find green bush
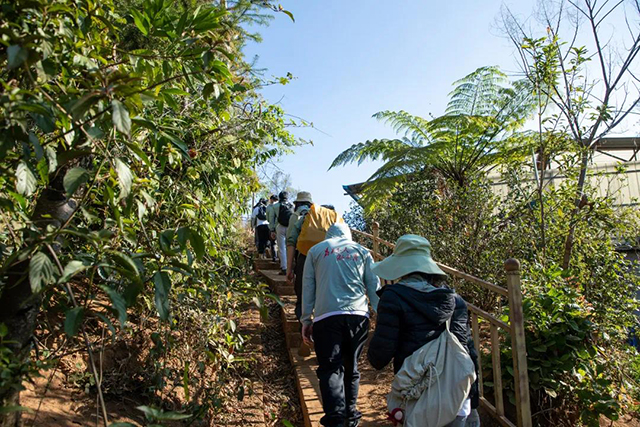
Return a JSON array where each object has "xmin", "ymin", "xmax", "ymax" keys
[
  {"xmin": 498, "ymin": 264, "xmax": 622, "ymax": 426},
  {"xmin": 0, "ymin": 0, "xmax": 298, "ymax": 422},
  {"xmin": 345, "ymin": 167, "xmax": 640, "ymax": 425}
]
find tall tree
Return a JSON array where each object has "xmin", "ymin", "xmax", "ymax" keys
[
  {"xmin": 500, "ymin": 0, "xmax": 640, "ymax": 268},
  {"xmin": 0, "ymin": 0, "xmax": 297, "ymax": 424},
  {"xmin": 330, "ymin": 67, "xmax": 534, "ymax": 208}
]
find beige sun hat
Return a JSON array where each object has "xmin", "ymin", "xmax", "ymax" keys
[
  {"xmin": 294, "ymin": 191, "xmax": 313, "ymax": 203},
  {"xmin": 371, "ymin": 234, "xmax": 447, "ymax": 281}
]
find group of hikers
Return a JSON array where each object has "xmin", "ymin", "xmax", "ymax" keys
[
  {"xmin": 252, "ymin": 191, "xmax": 481, "ymax": 427},
  {"xmin": 251, "ymin": 192, "xmax": 295, "ymax": 275}
]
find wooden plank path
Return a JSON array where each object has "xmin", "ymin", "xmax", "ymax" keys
[
  {"xmin": 254, "ymin": 259, "xmax": 392, "ymax": 427},
  {"xmin": 255, "ymin": 259, "xmax": 323, "ymax": 427}
]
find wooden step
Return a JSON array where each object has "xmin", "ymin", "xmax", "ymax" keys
[
  {"xmin": 288, "ymin": 348, "xmax": 322, "ymax": 427},
  {"xmin": 259, "ymin": 270, "xmax": 293, "ymax": 295},
  {"xmin": 259, "ymin": 268, "xmax": 286, "ymax": 283},
  {"xmin": 254, "ymin": 259, "xmax": 280, "ymax": 270},
  {"xmin": 274, "ymin": 284, "xmax": 295, "ymax": 296},
  {"xmin": 253, "ymin": 263, "xmax": 321, "ymax": 427},
  {"xmin": 286, "ymin": 331, "xmax": 302, "ymax": 349},
  {"xmin": 280, "ymin": 308, "xmax": 299, "ymax": 334}
]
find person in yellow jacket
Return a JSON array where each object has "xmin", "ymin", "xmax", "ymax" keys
[{"xmin": 286, "ymin": 191, "xmax": 343, "ymax": 354}]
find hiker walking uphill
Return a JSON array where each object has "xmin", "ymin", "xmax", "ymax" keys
[
  {"xmin": 286, "ymin": 191, "xmax": 343, "ymax": 354},
  {"xmin": 251, "ymin": 198, "xmax": 270, "ymax": 259},
  {"xmin": 301, "ymin": 223, "xmax": 379, "ymax": 427},
  {"xmin": 367, "ymin": 235, "xmax": 480, "ymax": 427},
  {"xmin": 266, "ymin": 194, "xmax": 279, "ymax": 262},
  {"xmin": 268, "ymin": 191, "xmax": 294, "ymax": 275},
  {"xmin": 286, "ymin": 192, "xmax": 344, "ymax": 316}
]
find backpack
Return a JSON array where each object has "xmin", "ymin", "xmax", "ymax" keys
[
  {"xmin": 296, "ymin": 204, "xmax": 343, "ymax": 255},
  {"xmin": 256, "ymin": 205, "xmax": 267, "ymax": 221},
  {"xmin": 386, "ymin": 318, "xmax": 476, "ymax": 427},
  {"xmin": 278, "ymin": 201, "xmax": 294, "ymax": 227}
]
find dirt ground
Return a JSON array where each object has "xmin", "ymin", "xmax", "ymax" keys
[
  {"xmin": 215, "ymin": 299, "xmax": 303, "ymax": 427},
  {"xmin": 356, "ymin": 354, "xmax": 394, "ymax": 426},
  {"xmin": 601, "ymin": 416, "xmax": 640, "ymax": 427},
  {"xmin": 21, "ymin": 369, "xmax": 144, "ymax": 427},
  {"xmin": 19, "ymin": 298, "xmax": 303, "ymax": 427}
]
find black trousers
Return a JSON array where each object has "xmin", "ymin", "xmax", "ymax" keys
[
  {"xmin": 256, "ymin": 224, "xmax": 270, "ymax": 254},
  {"xmin": 294, "ymin": 252, "xmax": 306, "ymax": 320},
  {"xmin": 313, "ymin": 315, "xmax": 369, "ymax": 427},
  {"xmin": 269, "ymin": 234, "xmax": 277, "ymax": 260}
]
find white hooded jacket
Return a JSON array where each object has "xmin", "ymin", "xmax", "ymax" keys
[{"xmin": 301, "ymin": 223, "xmax": 380, "ymax": 326}]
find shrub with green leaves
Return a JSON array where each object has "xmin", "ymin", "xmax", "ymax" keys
[
  {"xmin": 345, "ymin": 157, "xmax": 640, "ymax": 425},
  {"xmin": 0, "ymin": 0, "xmax": 298, "ymax": 423},
  {"xmin": 496, "ymin": 264, "xmax": 624, "ymax": 426}
]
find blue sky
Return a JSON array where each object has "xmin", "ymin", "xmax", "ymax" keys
[{"xmin": 243, "ymin": 0, "xmax": 632, "ymax": 214}]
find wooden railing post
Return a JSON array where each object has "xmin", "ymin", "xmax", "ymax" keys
[
  {"xmin": 372, "ymin": 221, "xmax": 380, "ymax": 260},
  {"xmin": 505, "ymin": 258, "xmax": 532, "ymax": 427}
]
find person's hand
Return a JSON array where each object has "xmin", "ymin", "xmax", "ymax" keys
[
  {"xmin": 270, "ymin": 232, "xmax": 276, "ymax": 240},
  {"xmin": 301, "ymin": 323, "xmax": 313, "ymax": 345},
  {"xmin": 286, "ymin": 269, "xmax": 294, "ymax": 285}
]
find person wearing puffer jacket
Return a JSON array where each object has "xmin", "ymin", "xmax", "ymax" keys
[{"xmin": 367, "ymin": 234, "xmax": 480, "ymax": 427}]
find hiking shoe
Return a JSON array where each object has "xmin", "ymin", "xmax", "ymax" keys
[{"xmin": 279, "ymin": 269, "xmax": 287, "ymax": 275}]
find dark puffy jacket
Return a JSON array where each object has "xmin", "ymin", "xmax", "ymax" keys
[{"xmin": 367, "ymin": 280, "xmax": 479, "ymax": 408}]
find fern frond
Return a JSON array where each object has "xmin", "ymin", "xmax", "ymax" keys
[
  {"xmin": 373, "ymin": 110, "xmax": 431, "ymax": 145},
  {"xmin": 446, "ymin": 66, "xmax": 508, "ymax": 116},
  {"xmin": 332, "ymin": 67, "xmax": 536, "ymax": 196},
  {"xmin": 356, "ymin": 145, "xmax": 444, "ymax": 210},
  {"xmin": 329, "ymin": 138, "xmax": 410, "ymax": 170}
]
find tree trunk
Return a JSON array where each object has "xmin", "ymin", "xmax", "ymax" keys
[
  {"xmin": 0, "ymin": 172, "xmax": 76, "ymax": 426},
  {"xmin": 561, "ymin": 149, "xmax": 590, "ymax": 269}
]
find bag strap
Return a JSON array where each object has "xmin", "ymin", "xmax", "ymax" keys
[{"xmin": 445, "ymin": 309, "xmax": 455, "ymax": 332}]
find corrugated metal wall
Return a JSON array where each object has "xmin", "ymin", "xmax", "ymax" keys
[{"xmin": 490, "ymin": 160, "xmax": 640, "ymax": 207}]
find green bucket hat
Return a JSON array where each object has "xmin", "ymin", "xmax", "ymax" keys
[{"xmin": 371, "ymin": 234, "xmax": 447, "ymax": 281}]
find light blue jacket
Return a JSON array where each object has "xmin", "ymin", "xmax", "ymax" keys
[{"xmin": 301, "ymin": 223, "xmax": 380, "ymax": 326}]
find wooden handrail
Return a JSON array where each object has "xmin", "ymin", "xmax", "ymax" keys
[
  {"xmin": 491, "ymin": 323, "xmax": 505, "ymax": 416},
  {"xmin": 468, "ymin": 303, "xmax": 510, "ymax": 330},
  {"xmin": 350, "ymin": 227, "xmax": 508, "ymax": 297},
  {"xmin": 437, "ymin": 264, "xmax": 509, "ymax": 297},
  {"xmin": 351, "ymin": 228, "xmax": 375, "ymax": 240},
  {"xmin": 471, "ymin": 313, "xmax": 484, "ymax": 396},
  {"xmin": 350, "ymin": 228, "xmax": 396, "ymax": 249}
]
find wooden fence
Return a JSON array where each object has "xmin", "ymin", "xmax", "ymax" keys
[{"xmin": 350, "ymin": 222, "xmax": 532, "ymax": 427}]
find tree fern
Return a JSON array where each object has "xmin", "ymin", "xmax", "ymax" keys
[
  {"xmin": 372, "ymin": 110, "xmax": 432, "ymax": 145},
  {"xmin": 331, "ymin": 66, "xmax": 535, "ymax": 208},
  {"xmin": 329, "ymin": 138, "xmax": 411, "ymax": 169},
  {"xmin": 447, "ymin": 66, "xmax": 508, "ymax": 116}
]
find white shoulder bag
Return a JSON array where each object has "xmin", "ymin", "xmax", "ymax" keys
[{"xmin": 387, "ymin": 318, "xmax": 476, "ymax": 427}]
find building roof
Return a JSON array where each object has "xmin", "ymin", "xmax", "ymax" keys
[
  {"xmin": 342, "ymin": 136, "xmax": 640, "ymax": 201},
  {"xmin": 593, "ymin": 136, "xmax": 640, "ymax": 151}
]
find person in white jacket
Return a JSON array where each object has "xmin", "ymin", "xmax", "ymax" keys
[{"xmin": 301, "ymin": 223, "xmax": 380, "ymax": 427}]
